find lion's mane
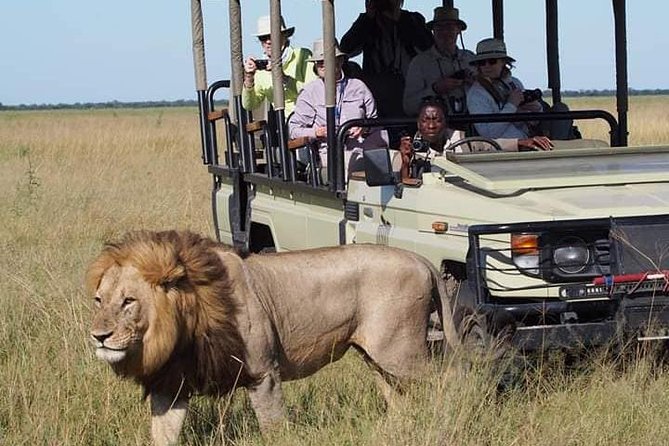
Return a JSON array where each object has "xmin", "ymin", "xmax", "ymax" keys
[{"xmin": 86, "ymin": 230, "xmax": 254, "ymax": 397}]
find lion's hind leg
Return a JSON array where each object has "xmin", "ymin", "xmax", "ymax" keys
[{"xmin": 353, "ymin": 345, "xmax": 415, "ymax": 410}]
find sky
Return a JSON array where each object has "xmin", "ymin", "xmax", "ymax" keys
[{"xmin": 1, "ymin": 0, "xmax": 666, "ymax": 106}]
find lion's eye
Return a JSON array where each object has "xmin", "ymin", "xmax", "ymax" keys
[
  {"xmin": 93, "ymin": 296, "xmax": 101, "ymax": 307},
  {"xmin": 122, "ymin": 297, "xmax": 136, "ymax": 308}
]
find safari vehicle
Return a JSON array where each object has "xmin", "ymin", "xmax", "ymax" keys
[{"xmin": 188, "ymin": 0, "xmax": 669, "ymax": 351}]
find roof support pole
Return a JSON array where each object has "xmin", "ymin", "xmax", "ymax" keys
[
  {"xmin": 190, "ymin": 0, "xmax": 211, "ymax": 164},
  {"xmin": 269, "ymin": 0, "xmax": 294, "ymax": 180},
  {"xmin": 321, "ymin": 0, "xmax": 339, "ymax": 191},
  {"xmin": 545, "ymin": 0, "xmax": 562, "ymax": 104},
  {"xmin": 613, "ymin": 0, "xmax": 629, "ymax": 146},
  {"xmin": 229, "ymin": 0, "xmax": 253, "ymax": 171},
  {"xmin": 492, "ymin": 0, "xmax": 504, "ymax": 41}
]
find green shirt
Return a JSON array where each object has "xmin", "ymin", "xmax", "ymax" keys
[{"xmin": 242, "ymin": 46, "xmax": 317, "ymax": 116}]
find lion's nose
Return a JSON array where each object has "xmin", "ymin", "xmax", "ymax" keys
[{"xmin": 91, "ymin": 330, "xmax": 112, "ymax": 344}]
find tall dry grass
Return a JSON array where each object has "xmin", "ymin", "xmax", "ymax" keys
[
  {"xmin": 566, "ymin": 95, "xmax": 669, "ymax": 145},
  {"xmin": 1, "ymin": 98, "xmax": 669, "ymax": 445}
]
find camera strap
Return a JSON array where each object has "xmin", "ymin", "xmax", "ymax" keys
[{"xmin": 477, "ymin": 75, "xmax": 510, "ymax": 110}]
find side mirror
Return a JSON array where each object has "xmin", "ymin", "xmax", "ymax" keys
[{"xmin": 363, "ymin": 148, "xmax": 396, "ymax": 187}]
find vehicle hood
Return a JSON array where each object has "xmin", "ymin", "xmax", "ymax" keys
[{"xmin": 432, "ymin": 146, "xmax": 669, "ymax": 195}]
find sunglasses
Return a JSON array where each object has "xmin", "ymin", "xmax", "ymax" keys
[
  {"xmin": 476, "ymin": 58, "xmax": 501, "ymax": 66},
  {"xmin": 258, "ymin": 35, "xmax": 271, "ymax": 43}
]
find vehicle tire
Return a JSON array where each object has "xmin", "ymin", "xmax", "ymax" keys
[{"xmin": 460, "ymin": 311, "xmax": 521, "ymax": 391}]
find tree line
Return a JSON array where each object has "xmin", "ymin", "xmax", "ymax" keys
[{"xmin": 2, "ymin": 89, "xmax": 669, "ymax": 111}]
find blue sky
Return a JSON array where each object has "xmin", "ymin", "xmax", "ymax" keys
[{"xmin": 1, "ymin": 1, "xmax": 665, "ymax": 106}]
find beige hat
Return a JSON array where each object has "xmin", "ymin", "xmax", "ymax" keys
[
  {"xmin": 470, "ymin": 38, "xmax": 516, "ymax": 64},
  {"xmin": 307, "ymin": 39, "xmax": 347, "ymax": 62},
  {"xmin": 252, "ymin": 15, "xmax": 295, "ymax": 38},
  {"xmin": 427, "ymin": 7, "xmax": 467, "ymax": 30}
]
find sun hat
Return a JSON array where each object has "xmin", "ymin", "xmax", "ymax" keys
[
  {"xmin": 253, "ymin": 15, "xmax": 295, "ymax": 38},
  {"xmin": 469, "ymin": 38, "xmax": 516, "ymax": 64},
  {"xmin": 426, "ymin": 7, "xmax": 467, "ymax": 31},
  {"xmin": 307, "ymin": 39, "xmax": 347, "ymax": 62}
]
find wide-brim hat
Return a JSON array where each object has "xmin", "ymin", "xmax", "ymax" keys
[
  {"xmin": 307, "ymin": 39, "xmax": 347, "ymax": 62},
  {"xmin": 469, "ymin": 37, "xmax": 516, "ymax": 64},
  {"xmin": 427, "ymin": 7, "xmax": 467, "ymax": 31},
  {"xmin": 252, "ymin": 15, "xmax": 295, "ymax": 38}
]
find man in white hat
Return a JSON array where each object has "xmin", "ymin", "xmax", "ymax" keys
[
  {"xmin": 288, "ymin": 39, "xmax": 386, "ymax": 178},
  {"xmin": 403, "ymin": 7, "xmax": 475, "ymax": 117},
  {"xmin": 242, "ymin": 15, "xmax": 316, "ymax": 116}
]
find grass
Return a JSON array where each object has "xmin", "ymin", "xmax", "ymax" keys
[{"xmin": 1, "ymin": 99, "xmax": 669, "ymax": 445}]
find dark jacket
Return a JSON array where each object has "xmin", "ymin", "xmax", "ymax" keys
[{"xmin": 340, "ymin": 10, "xmax": 433, "ymax": 118}]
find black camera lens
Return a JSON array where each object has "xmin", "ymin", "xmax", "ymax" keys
[
  {"xmin": 521, "ymin": 88, "xmax": 542, "ymax": 104},
  {"xmin": 255, "ymin": 59, "xmax": 269, "ymax": 70},
  {"xmin": 452, "ymin": 70, "xmax": 466, "ymax": 80},
  {"xmin": 412, "ymin": 138, "xmax": 430, "ymax": 152}
]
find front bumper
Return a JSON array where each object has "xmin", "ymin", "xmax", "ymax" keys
[{"xmin": 478, "ymin": 294, "xmax": 669, "ymax": 351}]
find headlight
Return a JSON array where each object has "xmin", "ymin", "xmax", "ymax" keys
[{"xmin": 553, "ymin": 236, "xmax": 590, "ymax": 274}]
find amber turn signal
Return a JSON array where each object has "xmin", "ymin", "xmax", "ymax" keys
[
  {"xmin": 511, "ymin": 233, "xmax": 539, "ymax": 256},
  {"xmin": 431, "ymin": 222, "xmax": 448, "ymax": 233}
]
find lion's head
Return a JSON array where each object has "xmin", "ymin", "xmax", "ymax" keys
[{"xmin": 86, "ymin": 230, "xmax": 250, "ymax": 394}]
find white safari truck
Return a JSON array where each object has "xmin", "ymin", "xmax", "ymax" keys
[{"xmin": 189, "ymin": 0, "xmax": 669, "ymax": 351}]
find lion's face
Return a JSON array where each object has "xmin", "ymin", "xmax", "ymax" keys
[{"xmin": 90, "ymin": 263, "xmax": 180, "ymax": 377}]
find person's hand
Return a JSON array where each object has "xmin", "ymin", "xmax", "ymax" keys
[
  {"xmin": 518, "ymin": 136, "xmax": 553, "ymax": 151},
  {"xmin": 508, "ymin": 89, "xmax": 524, "ymax": 107},
  {"xmin": 518, "ymin": 100, "xmax": 543, "ymax": 113},
  {"xmin": 315, "ymin": 126, "xmax": 327, "ymax": 139},
  {"xmin": 399, "ymin": 136, "xmax": 413, "ymax": 157},
  {"xmin": 433, "ymin": 77, "xmax": 465, "ymax": 94},
  {"xmin": 365, "ymin": 0, "xmax": 376, "ymax": 17},
  {"xmin": 243, "ymin": 57, "xmax": 256, "ymax": 88},
  {"xmin": 244, "ymin": 57, "xmax": 257, "ymax": 74},
  {"xmin": 348, "ymin": 126, "xmax": 364, "ymax": 140}
]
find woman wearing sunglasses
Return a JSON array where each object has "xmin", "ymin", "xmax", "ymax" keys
[{"xmin": 466, "ymin": 38, "xmax": 544, "ymax": 140}]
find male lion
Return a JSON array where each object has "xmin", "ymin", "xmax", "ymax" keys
[{"xmin": 87, "ymin": 230, "xmax": 459, "ymax": 445}]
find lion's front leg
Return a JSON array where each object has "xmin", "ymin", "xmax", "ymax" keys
[
  {"xmin": 150, "ymin": 392, "xmax": 189, "ymax": 446},
  {"xmin": 247, "ymin": 371, "xmax": 286, "ymax": 433}
]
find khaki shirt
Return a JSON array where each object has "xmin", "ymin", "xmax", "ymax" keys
[{"xmin": 403, "ymin": 46, "xmax": 475, "ymax": 116}]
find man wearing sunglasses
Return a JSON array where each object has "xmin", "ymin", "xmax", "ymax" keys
[
  {"xmin": 242, "ymin": 15, "xmax": 316, "ymax": 116},
  {"xmin": 403, "ymin": 7, "xmax": 475, "ymax": 117}
]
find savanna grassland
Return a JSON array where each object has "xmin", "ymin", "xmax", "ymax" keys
[{"xmin": 2, "ymin": 97, "xmax": 669, "ymax": 445}]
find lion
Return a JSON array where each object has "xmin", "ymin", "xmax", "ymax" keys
[{"xmin": 86, "ymin": 230, "xmax": 459, "ymax": 445}]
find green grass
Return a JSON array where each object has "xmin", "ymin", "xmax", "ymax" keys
[{"xmin": 2, "ymin": 103, "xmax": 669, "ymax": 445}]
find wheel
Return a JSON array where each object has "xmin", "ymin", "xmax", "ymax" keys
[
  {"xmin": 444, "ymin": 136, "xmax": 503, "ymax": 152},
  {"xmin": 460, "ymin": 311, "xmax": 522, "ymax": 391}
]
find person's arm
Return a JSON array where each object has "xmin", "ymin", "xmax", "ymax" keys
[
  {"xmin": 399, "ymin": 11, "xmax": 433, "ymax": 51},
  {"xmin": 288, "ymin": 88, "xmax": 319, "ymax": 140},
  {"xmin": 403, "ymin": 56, "xmax": 433, "ymax": 116},
  {"xmin": 339, "ymin": 13, "xmax": 370, "ymax": 57},
  {"xmin": 241, "ymin": 73, "xmax": 270, "ymax": 111}
]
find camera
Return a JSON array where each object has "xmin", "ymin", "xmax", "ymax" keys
[
  {"xmin": 451, "ymin": 69, "xmax": 467, "ymax": 80},
  {"xmin": 255, "ymin": 59, "xmax": 270, "ymax": 70},
  {"xmin": 412, "ymin": 138, "xmax": 431, "ymax": 152},
  {"xmin": 521, "ymin": 88, "xmax": 543, "ymax": 105}
]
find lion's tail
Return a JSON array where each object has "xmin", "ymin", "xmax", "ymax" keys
[{"xmin": 431, "ymin": 265, "xmax": 462, "ymax": 351}]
